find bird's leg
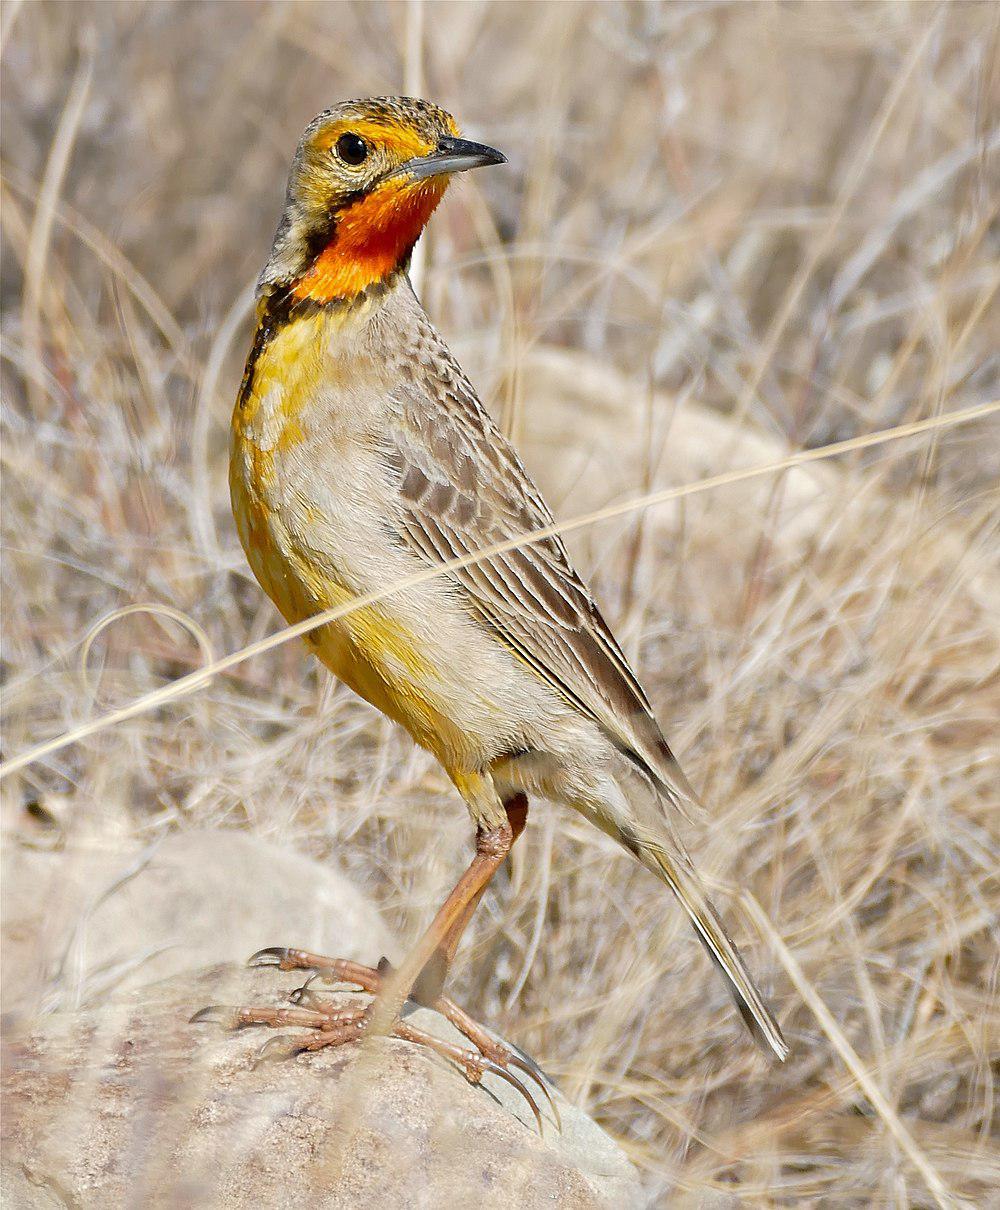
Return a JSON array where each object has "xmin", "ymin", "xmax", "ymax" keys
[
  {"xmin": 365, "ymin": 792, "xmax": 525, "ymax": 1035},
  {"xmin": 192, "ymin": 794, "xmax": 556, "ymax": 1129},
  {"xmin": 409, "ymin": 791, "xmax": 528, "ymax": 1006},
  {"xmin": 370, "ymin": 792, "xmax": 556, "ymax": 1124},
  {"xmin": 253, "ymin": 793, "xmax": 527, "ymax": 1010}
]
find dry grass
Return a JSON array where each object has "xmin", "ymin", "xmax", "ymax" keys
[{"xmin": 2, "ymin": 2, "xmax": 998, "ymax": 1205}]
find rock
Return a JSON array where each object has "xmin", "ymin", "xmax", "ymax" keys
[
  {"xmin": 2, "ymin": 963, "xmax": 642, "ymax": 1209},
  {"xmin": 1, "ymin": 831, "xmax": 393, "ymax": 1020}
]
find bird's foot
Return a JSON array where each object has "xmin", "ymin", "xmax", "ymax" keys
[{"xmin": 190, "ymin": 946, "xmax": 558, "ymax": 1134}]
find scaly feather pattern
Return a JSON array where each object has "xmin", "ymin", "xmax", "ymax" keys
[{"xmin": 384, "ymin": 288, "xmax": 700, "ymax": 810}]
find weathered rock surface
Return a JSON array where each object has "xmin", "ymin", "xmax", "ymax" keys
[
  {"xmin": 1, "ymin": 830, "xmax": 393, "ymax": 1019},
  {"xmin": 2, "ymin": 963, "xmax": 642, "ymax": 1209}
]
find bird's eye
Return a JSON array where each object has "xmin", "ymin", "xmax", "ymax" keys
[{"xmin": 335, "ymin": 132, "xmax": 369, "ymax": 167}]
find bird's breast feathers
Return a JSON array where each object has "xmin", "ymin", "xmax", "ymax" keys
[
  {"xmin": 231, "ymin": 306, "xmax": 409, "ymax": 633},
  {"xmin": 228, "ymin": 303, "xmax": 557, "ymax": 767}
]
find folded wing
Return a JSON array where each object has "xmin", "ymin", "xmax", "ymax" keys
[{"xmin": 386, "ymin": 334, "xmax": 699, "ymax": 815}]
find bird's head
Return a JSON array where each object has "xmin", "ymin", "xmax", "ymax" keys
[{"xmin": 261, "ymin": 96, "xmax": 506, "ymax": 305}]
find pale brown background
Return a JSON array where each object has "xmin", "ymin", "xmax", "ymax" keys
[{"xmin": 3, "ymin": 2, "xmax": 998, "ymax": 1204}]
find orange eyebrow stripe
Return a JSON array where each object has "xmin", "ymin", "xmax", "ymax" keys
[
  {"xmin": 312, "ymin": 118, "xmax": 435, "ymax": 161},
  {"xmin": 291, "ymin": 176, "xmax": 448, "ymax": 304}
]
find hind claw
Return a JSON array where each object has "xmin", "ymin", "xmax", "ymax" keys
[
  {"xmin": 189, "ymin": 1004, "xmax": 227, "ymax": 1025},
  {"xmin": 254, "ymin": 1033, "xmax": 304, "ymax": 1064},
  {"xmin": 247, "ymin": 946, "xmax": 291, "ymax": 968},
  {"xmin": 507, "ymin": 1053, "xmax": 561, "ymax": 1131},
  {"xmin": 248, "ymin": 948, "xmax": 290, "ymax": 968},
  {"xmin": 509, "ymin": 1039, "xmax": 556, "ymax": 1090},
  {"xmin": 481, "ymin": 1060, "xmax": 544, "ymax": 1135}
]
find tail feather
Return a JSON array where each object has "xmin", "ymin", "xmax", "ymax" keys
[{"xmin": 641, "ymin": 833, "xmax": 789, "ymax": 1062}]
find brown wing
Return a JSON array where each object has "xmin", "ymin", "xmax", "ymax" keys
[{"xmin": 385, "ymin": 323, "xmax": 698, "ymax": 811}]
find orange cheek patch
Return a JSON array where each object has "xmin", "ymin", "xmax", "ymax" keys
[{"xmin": 292, "ymin": 177, "xmax": 448, "ymax": 303}]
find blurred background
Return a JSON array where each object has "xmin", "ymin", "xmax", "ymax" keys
[{"xmin": 2, "ymin": 1, "xmax": 998, "ymax": 1204}]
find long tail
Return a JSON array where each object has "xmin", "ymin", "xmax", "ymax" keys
[{"xmin": 627, "ymin": 822, "xmax": 789, "ymax": 1062}]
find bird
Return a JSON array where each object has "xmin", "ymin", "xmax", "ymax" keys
[{"xmin": 200, "ymin": 95, "xmax": 787, "ymax": 1125}]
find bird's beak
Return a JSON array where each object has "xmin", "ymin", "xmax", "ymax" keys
[{"xmin": 402, "ymin": 136, "xmax": 507, "ymax": 181}]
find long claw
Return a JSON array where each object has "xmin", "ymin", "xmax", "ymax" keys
[
  {"xmin": 507, "ymin": 1054, "xmax": 561, "ymax": 1132},
  {"xmin": 509, "ymin": 1039, "xmax": 557, "ymax": 1091},
  {"xmin": 189, "ymin": 1004, "xmax": 228, "ymax": 1025},
  {"xmin": 254, "ymin": 1033, "xmax": 305, "ymax": 1064},
  {"xmin": 247, "ymin": 947, "xmax": 292, "ymax": 968},
  {"xmin": 482, "ymin": 1061, "xmax": 544, "ymax": 1135},
  {"xmin": 288, "ymin": 974, "xmax": 321, "ymax": 1005}
]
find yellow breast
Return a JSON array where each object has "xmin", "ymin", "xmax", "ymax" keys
[{"xmin": 229, "ymin": 305, "xmax": 469, "ymax": 767}]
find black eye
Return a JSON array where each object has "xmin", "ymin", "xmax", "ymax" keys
[{"xmin": 336, "ymin": 132, "xmax": 369, "ymax": 166}]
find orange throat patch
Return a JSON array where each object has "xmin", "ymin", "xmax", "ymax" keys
[{"xmin": 292, "ymin": 176, "xmax": 448, "ymax": 304}]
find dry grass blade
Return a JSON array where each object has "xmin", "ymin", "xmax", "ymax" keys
[{"xmin": 743, "ymin": 894, "xmax": 959, "ymax": 1210}]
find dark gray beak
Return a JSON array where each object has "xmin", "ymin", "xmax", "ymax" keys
[{"xmin": 403, "ymin": 136, "xmax": 507, "ymax": 181}]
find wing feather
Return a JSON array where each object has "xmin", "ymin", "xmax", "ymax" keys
[{"xmin": 385, "ymin": 326, "xmax": 699, "ymax": 811}]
